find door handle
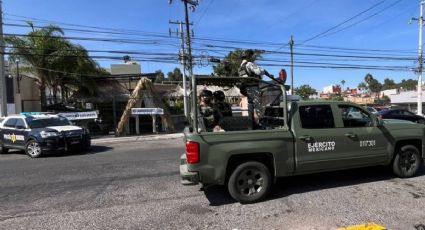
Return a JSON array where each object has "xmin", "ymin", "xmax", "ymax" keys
[
  {"xmin": 299, "ymin": 135, "xmax": 312, "ymax": 141},
  {"xmin": 344, "ymin": 133, "xmax": 357, "ymax": 138}
]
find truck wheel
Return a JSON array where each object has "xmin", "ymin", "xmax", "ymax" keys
[
  {"xmin": 392, "ymin": 145, "xmax": 422, "ymax": 178},
  {"xmin": 25, "ymin": 140, "xmax": 42, "ymax": 158},
  {"xmin": 228, "ymin": 161, "xmax": 272, "ymax": 204}
]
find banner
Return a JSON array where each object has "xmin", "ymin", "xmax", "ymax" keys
[
  {"xmin": 58, "ymin": 111, "xmax": 98, "ymax": 120},
  {"xmin": 131, "ymin": 108, "xmax": 164, "ymax": 115}
]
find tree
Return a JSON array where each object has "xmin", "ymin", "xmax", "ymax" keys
[
  {"xmin": 358, "ymin": 82, "xmax": 367, "ymax": 89},
  {"xmin": 6, "ymin": 22, "xmax": 65, "ymax": 109},
  {"xmin": 330, "ymin": 94, "xmax": 344, "ymax": 101},
  {"xmin": 154, "ymin": 70, "xmax": 165, "ymax": 83},
  {"xmin": 167, "ymin": 68, "xmax": 183, "ymax": 82},
  {"xmin": 381, "ymin": 95, "xmax": 391, "ymax": 105},
  {"xmin": 364, "ymin": 74, "xmax": 382, "ymax": 98},
  {"xmin": 295, "ymin": 84, "xmax": 317, "ymax": 100},
  {"xmin": 340, "ymin": 80, "xmax": 346, "ymax": 95},
  {"xmin": 212, "ymin": 49, "xmax": 262, "ymax": 76},
  {"xmin": 382, "ymin": 78, "xmax": 396, "ymax": 90},
  {"xmin": 48, "ymin": 41, "xmax": 107, "ymax": 102},
  {"xmin": 398, "ymin": 79, "xmax": 417, "ymax": 91},
  {"xmin": 6, "ymin": 22, "xmax": 104, "ymax": 108}
]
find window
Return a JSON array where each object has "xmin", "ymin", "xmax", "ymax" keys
[
  {"xmin": 402, "ymin": 110, "xmax": 415, "ymax": 116},
  {"xmin": 26, "ymin": 117, "xmax": 71, "ymax": 129},
  {"xmin": 15, "ymin": 119, "xmax": 26, "ymax": 129},
  {"xmin": 338, "ymin": 105, "xmax": 372, "ymax": 128},
  {"xmin": 299, "ymin": 105, "xmax": 335, "ymax": 129},
  {"xmin": 389, "ymin": 110, "xmax": 400, "ymax": 115},
  {"xmin": 4, "ymin": 119, "xmax": 17, "ymax": 128}
]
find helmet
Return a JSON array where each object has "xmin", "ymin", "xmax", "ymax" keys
[
  {"xmin": 241, "ymin": 49, "xmax": 255, "ymax": 59},
  {"xmin": 213, "ymin": 90, "xmax": 225, "ymax": 102}
]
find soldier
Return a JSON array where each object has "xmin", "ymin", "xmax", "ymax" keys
[
  {"xmin": 199, "ymin": 89, "xmax": 221, "ymax": 131},
  {"xmin": 238, "ymin": 49, "xmax": 272, "ymax": 123},
  {"xmin": 213, "ymin": 90, "xmax": 232, "ymax": 117}
]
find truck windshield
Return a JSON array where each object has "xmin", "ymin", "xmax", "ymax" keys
[{"xmin": 27, "ymin": 118, "xmax": 71, "ymax": 128}]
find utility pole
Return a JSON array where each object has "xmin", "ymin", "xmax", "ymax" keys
[
  {"xmin": 169, "ymin": 20, "xmax": 191, "ymax": 117},
  {"xmin": 0, "ymin": 0, "xmax": 7, "ymax": 116},
  {"xmin": 169, "ymin": 0, "xmax": 199, "ymax": 131},
  {"xmin": 183, "ymin": 0, "xmax": 198, "ymax": 131},
  {"xmin": 289, "ymin": 36, "xmax": 294, "ymax": 95},
  {"xmin": 411, "ymin": 1, "xmax": 425, "ymax": 115}
]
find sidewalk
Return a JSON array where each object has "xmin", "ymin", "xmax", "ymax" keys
[{"xmin": 91, "ymin": 133, "xmax": 184, "ymax": 144}]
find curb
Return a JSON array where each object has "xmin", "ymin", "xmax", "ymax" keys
[{"xmin": 92, "ymin": 133, "xmax": 184, "ymax": 144}]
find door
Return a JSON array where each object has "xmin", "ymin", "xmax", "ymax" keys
[
  {"xmin": 337, "ymin": 104, "xmax": 389, "ymax": 164},
  {"xmin": 294, "ymin": 104, "xmax": 349, "ymax": 172},
  {"xmin": 1, "ymin": 118, "xmax": 17, "ymax": 147},
  {"xmin": 13, "ymin": 118, "xmax": 28, "ymax": 147}
]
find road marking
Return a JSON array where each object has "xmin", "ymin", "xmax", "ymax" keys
[{"xmin": 338, "ymin": 223, "xmax": 386, "ymax": 230}]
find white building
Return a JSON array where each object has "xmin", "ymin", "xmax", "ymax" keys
[{"xmin": 389, "ymin": 90, "xmax": 425, "ymax": 112}]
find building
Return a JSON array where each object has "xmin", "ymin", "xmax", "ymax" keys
[
  {"xmin": 322, "ymin": 85, "xmax": 341, "ymax": 94},
  {"xmin": 389, "ymin": 90, "xmax": 425, "ymax": 112}
]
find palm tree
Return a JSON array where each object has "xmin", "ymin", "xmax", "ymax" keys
[
  {"xmin": 6, "ymin": 22, "xmax": 105, "ymax": 109},
  {"xmin": 48, "ymin": 41, "xmax": 106, "ymax": 102},
  {"xmin": 340, "ymin": 80, "xmax": 346, "ymax": 95},
  {"xmin": 6, "ymin": 22, "xmax": 67, "ymax": 110}
]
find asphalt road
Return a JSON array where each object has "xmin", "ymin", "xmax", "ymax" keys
[{"xmin": 1, "ymin": 138, "xmax": 425, "ymax": 230}]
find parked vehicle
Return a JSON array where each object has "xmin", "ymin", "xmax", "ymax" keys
[
  {"xmin": 364, "ymin": 106, "xmax": 378, "ymax": 114},
  {"xmin": 180, "ymin": 77, "xmax": 425, "ymax": 203},
  {"xmin": 378, "ymin": 109, "xmax": 425, "ymax": 124},
  {"xmin": 0, "ymin": 113, "xmax": 91, "ymax": 158}
]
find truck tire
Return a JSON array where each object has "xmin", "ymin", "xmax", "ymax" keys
[
  {"xmin": 228, "ymin": 161, "xmax": 272, "ymax": 204},
  {"xmin": 392, "ymin": 145, "xmax": 422, "ymax": 178},
  {"xmin": 25, "ymin": 140, "xmax": 42, "ymax": 158}
]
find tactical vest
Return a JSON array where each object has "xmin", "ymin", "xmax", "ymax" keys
[
  {"xmin": 200, "ymin": 105, "xmax": 215, "ymax": 129},
  {"xmin": 238, "ymin": 62, "xmax": 252, "ymax": 78},
  {"xmin": 238, "ymin": 61, "xmax": 260, "ymax": 79}
]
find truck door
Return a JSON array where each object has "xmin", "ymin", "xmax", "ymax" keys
[
  {"xmin": 336, "ymin": 104, "xmax": 388, "ymax": 163},
  {"xmin": 293, "ymin": 104, "xmax": 351, "ymax": 172}
]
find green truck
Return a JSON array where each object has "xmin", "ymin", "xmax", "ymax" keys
[{"xmin": 180, "ymin": 77, "xmax": 424, "ymax": 203}]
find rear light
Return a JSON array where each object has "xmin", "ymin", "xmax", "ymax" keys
[{"xmin": 186, "ymin": 141, "xmax": 200, "ymax": 164}]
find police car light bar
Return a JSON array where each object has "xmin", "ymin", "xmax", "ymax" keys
[
  {"xmin": 20, "ymin": 112, "xmax": 42, "ymax": 116},
  {"xmin": 20, "ymin": 112, "xmax": 55, "ymax": 117}
]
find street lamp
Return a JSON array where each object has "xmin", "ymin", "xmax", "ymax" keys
[{"xmin": 15, "ymin": 58, "xmax": 21, "ymax": 94}]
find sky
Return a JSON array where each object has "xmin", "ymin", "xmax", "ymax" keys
[{"xmin": 3, "ymin": 0, "xmax": 421, "ymax": 92}]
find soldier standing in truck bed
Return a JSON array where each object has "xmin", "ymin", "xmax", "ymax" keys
[{"xmin": 238, "ymin": 49, "xmax": 272, "ymax": 123}]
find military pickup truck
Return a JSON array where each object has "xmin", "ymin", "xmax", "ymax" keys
[{"xmin": 180, "ymin": 77, "xmax": 425, "ymax": 203}]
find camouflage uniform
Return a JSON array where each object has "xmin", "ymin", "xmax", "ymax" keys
[
  {"xmin": 214, "ymin": 101, "xmax": 232, "ymax": 117},
  {"xmin": 238, "ymin": 59, "xmax": 266, "ymax": 120},
  {"xmin": 200, "ymin": 104, "xmax": 216, "ymax": 131}
]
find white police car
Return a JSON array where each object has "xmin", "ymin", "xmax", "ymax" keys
[{"xmin": 0, "ymin": 113, "xmax": 91, "ymax": 158}]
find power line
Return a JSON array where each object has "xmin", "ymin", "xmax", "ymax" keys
[
  {"xmin": 193, "ymin": 0, "xmax": 215, "ymax": 30},
  {"xmin": 300, "ymin": 0, "xmax": 388, "ymax": 45},
  {"xmin": 319, "ymin": 0, "xmax": 404, "ymax": 39},
  {"xmin": 5, "ymin": 17, "xmax": 417, "ymax": 56}
]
